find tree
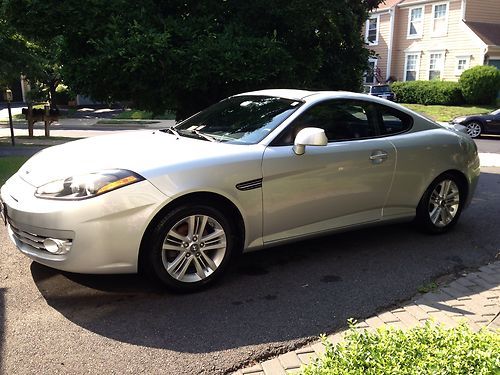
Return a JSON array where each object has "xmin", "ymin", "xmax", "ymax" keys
[
  {"xmin": 0, "ymin": 19, "xmax": 36, "ymax": 89},
  {"xmin": 2, "ymin": 0, "xmax": 383, "ymax": 118}
]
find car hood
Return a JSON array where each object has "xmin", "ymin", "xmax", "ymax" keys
[{"xmin": 17, "ymin": 130, "xmax": 260, "ymax": 187}]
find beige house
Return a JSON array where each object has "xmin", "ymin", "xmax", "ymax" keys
[{"xmin": 364, "ymin": 0, "xmax": 500, "ymax": 85}]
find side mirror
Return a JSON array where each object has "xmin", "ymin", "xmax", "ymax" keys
[{"xmin": 293, "ymin": 127, "xmax": 328, "ymax": 155}]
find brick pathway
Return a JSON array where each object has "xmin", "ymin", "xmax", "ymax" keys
[{"xmin": 234, "ymin": 261, "xmax": 500, "ymax": 375}]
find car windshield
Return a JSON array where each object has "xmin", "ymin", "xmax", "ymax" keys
[
  {"xmin": 174, "ymin": 95, "xmax": 302, "ymax": 144},
  {"xmin": 370, "ymin": 85, "xmax": 390, "ymax": 94},
  {"xmin": 491, "ymin": 109, "xmax": 500, "ymax": 115}
]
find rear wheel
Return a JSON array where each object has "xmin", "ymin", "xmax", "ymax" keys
[
  {"xmin": 465, "ymin": 121, "xmax": 482, "ymax": 138},
  {"xmin": 143, "ymin": 204, "xmax": 235, "ymax": 292},
  {"xmin": 416, "ymin": 173, "xmax": 464, "ymax": 233}
]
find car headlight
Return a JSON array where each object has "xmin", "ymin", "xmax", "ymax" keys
[
  {"xmin": 453, "ymin": 116, "xmax": 467, "ymax": 123},
  {"xmin": 35, "ymin": 169, "xmax": 144, "ymax": 200}
]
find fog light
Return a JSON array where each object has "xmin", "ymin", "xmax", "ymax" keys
[{"xmin": 43, "ymin": 238, "xmax": 72, "ymax": 255}]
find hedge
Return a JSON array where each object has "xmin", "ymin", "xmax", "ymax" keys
[
  {"xmin": 391, "ymin": 81, "xmax": 464, "ymax": 105},
  {"xmin": 459, "ymin": 65, "xmax": 500, "ymax": 105},
  {"xmin": 302, "ymin": 321, "xmax": 500, "ymax": 375}
]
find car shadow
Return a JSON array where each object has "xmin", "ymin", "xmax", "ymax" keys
[{"xmin": 30, "ymin": 171, "xmax": 500, "ymax": 354}]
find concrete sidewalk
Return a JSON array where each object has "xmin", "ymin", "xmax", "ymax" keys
[{"xmin": 234, "ymin": 261, "xmax": 500, "ymax": 375}]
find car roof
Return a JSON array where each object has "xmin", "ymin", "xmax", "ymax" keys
[
  {"xmin": 235, "ymin": 89, "xmax": 414, "ymax": 115},
  {"xmin": 236, "ymin": 89, "xmax": 385, "ymax": 102},
  {"xmin": 234, "ymin": 89, "xmax": 317, "ymax": 101}
]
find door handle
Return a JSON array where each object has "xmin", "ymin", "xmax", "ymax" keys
[{"xmin": 369, "ymin": 150, "xmax": 388, "ymax": 162}]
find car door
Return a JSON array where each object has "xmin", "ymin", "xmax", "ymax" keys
[
  {"xmin": 261, "ymin": 99, "xmax": 396, "ymax": 243},
  {"xmin": 488, "ymin": 111, "xmax": 500, "ymax": 132}
]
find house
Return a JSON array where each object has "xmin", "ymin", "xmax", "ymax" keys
[{"xmin": 364, "ymin": 0, "xmax": 500, "ymax": 85}]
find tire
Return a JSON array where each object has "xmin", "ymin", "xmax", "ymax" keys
[
  {"xmin": 143, "ymin": 204, "xmax": 236, "ymax": 292},
  {"xmin": 465, "ymin": 121, "xmax": 482, "ymax": 138},
  {"xmin": 415, "ymin": 173, "xmax": 464, "ymax": 234}
]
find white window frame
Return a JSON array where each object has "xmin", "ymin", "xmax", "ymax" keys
[
  {"xmin": 428, "ymin": 51, "xmax": 445, "ymax": 80},
  {"xmin": 455, "ymin": 55, "xmax": 470, "ymax": 75},
  {"xmin": 431, "ymin": 2, "xmax": 449, "ymax": 37},
  {"xmin": 365, "ymin": 15, "xmax": 380, "ymax": 46},
  {"xmin": 407, "ymin": 6, "xmax": 424, "ymax": 39},
  {"xmin": 365, "ymin": 58, "xmax": 378, "ymax": 84},
  {"xmin": 404, "ymin": 52, "xmax": 421, "ymax": 82}
]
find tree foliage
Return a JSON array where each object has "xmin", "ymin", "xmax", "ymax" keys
[
  {"xmin": 2, "ymin": 0, "xmax": 382, "ymax": 117},
  {"xmin": 0, "ymin": 19, "xmax": 36, "ymax": 88}
]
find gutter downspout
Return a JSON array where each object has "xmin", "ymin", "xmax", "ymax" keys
[{"xmin": 386, "ymin": 6, "xmax": 396, "ymax": 81}]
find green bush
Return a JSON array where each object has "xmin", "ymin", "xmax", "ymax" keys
[
  {"xmin": 391, "ymin": 81, "xmax": 464, "ymax": 105},
  {"xmin": 459, "ymin": 65, "xmax": 500, "ymax": 105},
  {"xmin": 302, "ymin": 321, "xmax": 499, "ymax": 375},
  {"xmin": 54, "ymin": 84, "xmax": 74, "ymax": 105}
]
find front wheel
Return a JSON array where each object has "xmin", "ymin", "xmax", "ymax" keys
[
  {"xmin": 416, "ymin": 174, "xmax": 464, "ymax": 234},
  {"xmin": 465, "ymin": 121, "xmax": 482, "ymax": 138},
  {"xmin": 143, "ymin": 204, "xmax": 235, "ymax": 292}
]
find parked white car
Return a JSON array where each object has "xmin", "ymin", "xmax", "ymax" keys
[{"xmin": 1, "ymin": 90, "xmax": 480, "ymax": 291}]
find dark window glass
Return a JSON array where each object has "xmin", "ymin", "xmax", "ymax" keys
[
  {"xmin": 370, "ymin": 85, "xmax": 391, "ymax": 94},
  {"xmin": 272, "ymin": 100, "xmax": 379, "ymax": 145},
  {"xmin": 377, "ymin": 105, "xmax": 413, "ymax": 135},
  {"xmin": 175, "ymin": 95, "xmax": 302, "ymax": 144}
]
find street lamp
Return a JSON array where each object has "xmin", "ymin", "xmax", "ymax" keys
[{"xmin": 4, "ymin": 88, "xmax": 15, "ymax": 146}]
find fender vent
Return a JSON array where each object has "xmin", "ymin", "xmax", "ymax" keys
[{"xmin": 236, "ymin": 178, "xmax": 262, "ymax": 191}]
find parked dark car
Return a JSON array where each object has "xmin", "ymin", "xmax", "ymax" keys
[
  {"xmin": 450, "ymin": 109, "xmax": 500, "ymax": 138},
  {"xmin": 364, "ymin": 84, "xmax": 395, "ymax": 101}
]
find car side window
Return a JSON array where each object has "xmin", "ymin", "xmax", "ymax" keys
[
  {"xmin": 272, "ymin": 100, "xmax": 379, "ymax": 145},
  {"xmin": 377, "ymin": 105, "xmax": 413, "ymax": 135}
]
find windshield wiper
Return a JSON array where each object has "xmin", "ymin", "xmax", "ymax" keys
[
  {"xmin": 161, "ymin": 127, "xmax": 181, "ymax": 137},
  {"xmin": 190, "ymin": 129, "xmax": 217, "ymax": 142}
]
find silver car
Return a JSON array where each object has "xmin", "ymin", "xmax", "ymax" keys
[{"xmin": 0, "ymin": 90, "xmax": 480, "ymax": 291}]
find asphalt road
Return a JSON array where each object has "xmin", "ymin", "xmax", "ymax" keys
[{"xmin": 1, "ymin": 147, "xmax": 500, "ymax": 374}]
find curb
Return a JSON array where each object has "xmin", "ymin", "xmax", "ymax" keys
[{"xmin": 234, "ymin": 261, "xmax": 500, "ymax": 374}]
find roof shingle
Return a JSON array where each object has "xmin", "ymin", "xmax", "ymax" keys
[
  {"xmin": 374, "ymin": 0, "xmax": 403, "ymax": 10},
  {"xmin": 466, "ymin": 21, "xmax": 500, "ymax": 46}
]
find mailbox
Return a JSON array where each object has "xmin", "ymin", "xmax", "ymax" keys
[{"xmin": 4, "ymin": 89, "xmax": 13, "ymax": 102}]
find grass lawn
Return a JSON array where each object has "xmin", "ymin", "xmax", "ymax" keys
[
  {"xmin": 0, "ymin": 156, "xmax": 29, "ymax": 185},
  {"xmin": 402, "ymin": 103, "xmax": 496, "ymax": 122},
  {"xmin": 95, "ymin": 119, "xmax": 159, "ymax": 125},
  {"xmin": 0, "ymin": 136, "xmax": 80, "ymax": 147},
  {"xmin": 114, "ymin": 109, "xmax": 176, "ymax": 120}
]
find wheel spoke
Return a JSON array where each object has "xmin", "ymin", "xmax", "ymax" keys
[
  {"xmin": 202, "ymin": 228, "xmax": 225, "ymax": 242},
  {"xmin": 440, "ymin": 207, "xmax": 449, "ymax": 224},
  {"xmin": 187, "ymin": 216, "xmax": 196, "ymax": 239},
  {"xmin": 167, "ymin": 230, "xmax": 187, "ymax": 242},
  {"xmin": 430, "ymin": 206, "xmax": 441, "ymax": 224},
  {"xmin": 193, "ymin": 258, "xmax": 206, "ymax": 279},
  {"xmin": 201, "ymin": 251, "xmax": 218, "ymax": 271},
  {"xmin": 162, "ymin": 243, "xmax": 184, "ymax": 251},
  {"xmin": 167, "ymin": 254, "xmax": 192, "ymax": 280},
  {"xmin": 441, "ymin": 180, "xmax": 451, "ymax": 198},
  {"xmin": 201, "ymin": 242, "xmax": 226, "ymax": 251},
  {"xmin": 197, "ymin": 216, "xmax": 208, "ymax": 238}
]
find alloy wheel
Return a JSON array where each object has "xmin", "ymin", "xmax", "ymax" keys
[
  {"xmin": 161, "ymin": 214, "xmax": 227, "ymax": 283},
  {"xmin": 466, "ymin": 122, "xmax": 482, "ymax": 138},
  {"xmin": 427, "ymin": 179, "xmax": 460, "ymax": 228}
]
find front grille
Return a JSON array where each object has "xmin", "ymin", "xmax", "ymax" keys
[
  {"xmin": 9, "ymin": 221, "xmax": 48, "ymax": 251},
  {"xmin": 8, "ymin": 220, "xmax": 72, "ymax": 254}
]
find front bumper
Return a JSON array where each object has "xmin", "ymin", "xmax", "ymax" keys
[{"xmin": 1, "ymin": 173, "xmax": 168, "ymax": 273}]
